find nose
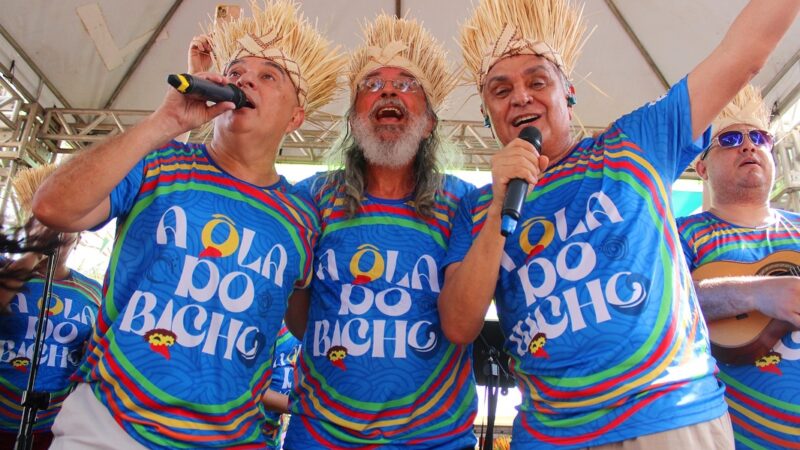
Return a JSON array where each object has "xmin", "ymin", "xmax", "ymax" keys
[
  {"xmin": 379, "ymin": 81, "xmax": 398, "ymax": 97},
  {"xmin": 740, "ymin": 144, "xmax": 756, "ymax": 153},
  {"xmin": 234, "ymin": 72, "xmax": 255, "ymax": 90},
  {"xmin": 510, "ymin": 88, "xmax": 532, "ymax": 107}
]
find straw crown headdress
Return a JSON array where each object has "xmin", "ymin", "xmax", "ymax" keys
[
  {"xmin": 460, "ymin": 0, "xmax": 589, "ymax": 92},
  {"xmin": 209, "ymin": 0, "xmax": 345, "ymax": 114},
  {"xmin": 712, "ymin": 84, "xmax": 770, "ymax": 136},
  {"xmin": 348, "ymin": 14, "xmax": 455, "ymax": 111},
  {"xmin": 12, "ymin": 164, "xmax": 57, "ymax": 219}
]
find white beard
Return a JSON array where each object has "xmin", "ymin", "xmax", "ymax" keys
[{"xmin": 351, "ymin": 109, "xmax": 429, "ymax": 168}]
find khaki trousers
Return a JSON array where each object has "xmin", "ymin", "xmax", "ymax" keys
[
  {"xmin": 580, "ymin": 414, "xmax": 734, "ymax": 450},
  {"xmin": 49, "ymin": 383, "xmax": 146, "ymax": 450}
]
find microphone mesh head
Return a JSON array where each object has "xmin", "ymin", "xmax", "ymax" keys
[{"xmin": 519, "ymin": 126, "xmax": 542, "ymax": 149}]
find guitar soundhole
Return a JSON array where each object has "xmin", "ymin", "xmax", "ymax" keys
[
  {"xmin": 757, "ymin": 262, "xmax": 799, "ymax": 277},
  {"xmin": 735, "ymin": 313, "xmax": 749, "ymax": 320}
]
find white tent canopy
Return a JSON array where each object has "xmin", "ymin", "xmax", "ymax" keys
[{"xmin": 2, "ymin": 0, "xmax": 798, "ymax": 128}]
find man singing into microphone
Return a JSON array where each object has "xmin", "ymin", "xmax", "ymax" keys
[
  {"xmin": 32, "ymin": 1, "xmax": 344, "ymax": 448},
  {"xmin": 438, "ymin": 0, "xmax": 799, "ymax": 448}
]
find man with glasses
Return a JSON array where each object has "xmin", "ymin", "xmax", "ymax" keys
[
  {"xmin": 678, "ymin": 85, "xmax": 800, "ymax": 449},
  {"xmin": 282, "ymin": 14, "xmax": 477, "ymax": 449},
  {"xmin": 439, "ymin": 0, "xmax": 799, "ymax": 448}
]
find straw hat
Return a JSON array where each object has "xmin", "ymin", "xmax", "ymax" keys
[
  {"xmin": 460, "ymin": 0, "xmax": 589, "ymax": 92},
  {"xmin": 209, "ymin": 0, "xmax": 345, "ymax": 114},
  {"xmin": 712, "ymin": 84, "xmax": 771, "ymax": 135},
  {"xmin": 12, "ymin": 164, "xmax": 57, "ymax": 218},
  {"xmin": 348, "ymin": 14, "xmax": 456, "ymax": 112}
]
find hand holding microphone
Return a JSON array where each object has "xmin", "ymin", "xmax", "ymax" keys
[
  {"xmin": 500, "ymin": 126, "xmax": 542, "ymax": 237},
  {"xmin": 167, "ymin": 73, "xmax": 253, "ymax": 109}
]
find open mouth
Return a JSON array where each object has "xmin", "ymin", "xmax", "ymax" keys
[
  {"xmin": 512, "ymin": 114, "xmax": 540, "ymax": 127},
  {"xmin": 241, "ymin": 94, "xmax": 255, "ymax": 109},
  {"xmin": 739, "ymin": 158, "xmax": 760, "ymax": 167},
  {"xmin": 375, "ymin": 106, "xmax": 404, "ymax": 121}
]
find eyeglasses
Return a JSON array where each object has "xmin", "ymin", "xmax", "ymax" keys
[
  {"xmin": 700, "ymin": 129, "xmax": 773, "ymax": 160},
  {"xmin": 357, "ymin": 76, "xmax": 421, "ymax": 94}
]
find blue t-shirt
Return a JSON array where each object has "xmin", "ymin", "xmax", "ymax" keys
[
  {"xmin": 678, "ymin": 209, "xmax": 800, "ymax": 449},
  {"xmin": 285, "ymin": 173, "xmax": 478, "ymax": 449},
  {"xmin": 0, "ymin": 269, "xmax": 101, "ymax": 432},
  {"xmin": 444, "ymin": 77, "xmax": 725, "ymax": 448},
  {"xmin": 76, "ymin": 141, "xmax": 318, "ymax": 449},
  {"xmin": 264, "ymin": 323, "xmax": 301, "ymax": 450}
]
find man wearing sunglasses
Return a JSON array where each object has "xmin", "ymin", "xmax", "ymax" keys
[
  {"xmin": 282, "ymin": 14, "xmax": 478, "ymax": 449},
  {"xmin": 678, "ymin": 85, "xmax": 800, "ymax": 449},
  {"xmin": 439, "ymin": 0, "xmax": 799, "ymax": 448}
]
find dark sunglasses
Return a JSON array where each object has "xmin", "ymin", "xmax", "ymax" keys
[{"xmin": 700, "ymin": 129, "xmax": 773, "ymax": 160}]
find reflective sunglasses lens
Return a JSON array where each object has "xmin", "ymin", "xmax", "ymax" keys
[
  {"xmin": 718, "ymin": 131, "xmax": 744, "ymax": 148},
  {"xmin": 749, "ymin": 130, "xmax": 772, "ymax": 147}
]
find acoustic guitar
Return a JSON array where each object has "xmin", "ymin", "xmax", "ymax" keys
[{"xmin": 691, "ymin": 250, "xmax": 800, "ymax": 365}]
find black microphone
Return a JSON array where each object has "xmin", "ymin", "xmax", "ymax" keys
[
  {"xmin": 166, "ymin": 73, "xmax": 253, "ymax": 109},
  {"xmin": 501, "ymin": 126, "xmax": 542, "ymax": 237}
]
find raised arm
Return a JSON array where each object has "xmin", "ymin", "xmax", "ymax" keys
[
  {"xmin": 688, "ymin": 0, "xmax": 800, "ymax": 138},
  {"xmin": 32, "ymin": 73, "xmax": 234, "ymax": 232},
  {"xmin": 188, "ymin": 34, "xmax": 214, "ymax": 74},
  {"xmin": 439, "ymin": 139, "xmax": 547, "ymax": 344},
  {"xmin": 695, "ymin": 276, "xmax": 800, "ymax": 327}
]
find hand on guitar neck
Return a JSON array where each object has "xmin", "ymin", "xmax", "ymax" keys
[{"xmin": 693, "ymin": 250, "xmax": 800, "ymax": 365}]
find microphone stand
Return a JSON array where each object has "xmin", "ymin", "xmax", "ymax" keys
[
  {"xmin": 478, "ymin": 334, "xmax": 511, "ymax": 450},
  {"xmin": 14, "ymin": 245, "xmax": 59, "ymax": 450}
]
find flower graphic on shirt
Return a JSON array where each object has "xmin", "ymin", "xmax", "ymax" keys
[
  {"xmin": 519, "ymin": 217, "xmax": 555, "ymax": 262},
  {"xmin": 10, "ymin": 357, "xmax": 29, "ymax": 372},
  {"xmin": 350, "ymin": 244, "xmax": 384, "ymax": 285},
  {"xmin": 327, "ymin": 345, "xmax": 348, "ymax": 370},
  {"xmin": 36, "ymin": 293, "xmax": 63, "ymax": 317},
  {"xmin": 528, "ymin": 333, "xmax": 549, "ymax": 358},
  {"xmin": 145, "ymin": 328, "xmax": 177, "ymax": 360},
  {"xmin": 287, "ymin": 345, "xmax": 300, "ymax": 366},
  {"xmin": 755, "ymin": 351, "xmax": 782, "ymax": 375},
  {"xmin": 200, "ymin": 214, "xmax": 239, "ymax": 258}
]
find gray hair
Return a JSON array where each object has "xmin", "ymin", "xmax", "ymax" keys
[{"xmin": 324, "ymin": 104, "xmax": 461, "ymax": 218}]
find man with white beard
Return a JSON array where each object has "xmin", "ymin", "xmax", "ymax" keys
[{"xmin": 283, "ymin": 14, "xmax": 479, "ymax": 450}]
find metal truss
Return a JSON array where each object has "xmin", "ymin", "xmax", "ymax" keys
[
  {"xmin": 0, "ymin": 102, "xmax": 799, "ymax": 215},
  {"xmin": 772, "ymin": 125, "xmax": 800, "ymax": 211},
  {"xmin": 0, "ymin": 79, "xmax": 54, "ymax": 219},
  {"xmin": 35, "ymin": 108, "xmax": 592, "ymax": 170}
]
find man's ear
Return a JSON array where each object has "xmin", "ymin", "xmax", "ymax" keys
[
  {"xmin": 694, "ymin": 159, "xmax": 709, "ymax": 181},
  {"xmin": 284, "ymin": 106, "xmax": 305, "ymax": 135},
  {"xmin": 424, "ymin": 114, "xmax": 436, "ymax": 137},
  {"xmin": 566, "ymin": 84, "xmax": 576, "ymax": 119},
  {"xmin": 480, "ymin": 104, "xmax": 492, "ymax": 128}
]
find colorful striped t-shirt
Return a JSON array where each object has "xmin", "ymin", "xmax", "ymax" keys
[
  {"xmin": 285, "ymin": 173, "xmax": 478, "ymax": 449},
  {"xmin": 678, "ymin": 209, "xmax": 800, "ymax": 449},
  {"xmin": 444, "ymin": 77, "xmax": 726, "ymax": 448},
  {"xmin": 75, "ymin": 141, "xmax": 318, "ymax": 449},
  {"xmin": 1, "ymin": 270, "xmax": 101, "ymax": 432}
]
